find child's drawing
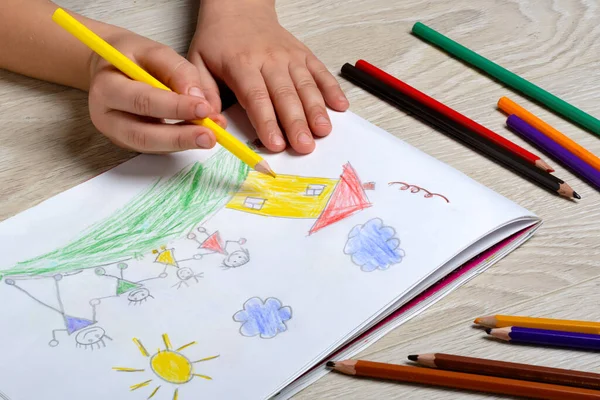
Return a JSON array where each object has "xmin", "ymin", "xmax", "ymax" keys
[
  {"xmin": 344, "ymin": 218, "xmax": 405, "ymax": 272},
  {"xmin": 92, "ymin": 262, "xmax": 167, "ymax": 305},
  {"xmin": 113, "ymin": 333, "xmax": 219, "ymax": 399},
  {"xmin": 389, "ymin": 181, "xmax": 450, "ymax": 203},
  {"xmin": 233, "ymin": 297, "xmax": 292, "ymax": 339},
  {"xmin": 226, "ymin": 162, "xmax": 374, "ymax": 235},
  {"xmin": 5, "ymin": 274, "xmax": 111, "ymax": 348},
  {"xmin": 153, "ymin": 246, "xmax": 180, "ymax": 270},
  {"xmin": 188, "ymin": 227, "xmax": 250, "ymax": 269},
  {"xmin": 173, "ymin": 268, "xmax": 204, "ymax": 289},
  {"xmin": 4, "ymin": 148, "xmax": 249, "ymax": 277}
]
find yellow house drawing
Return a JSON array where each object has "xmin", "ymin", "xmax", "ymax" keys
[{"xmin": 226, "ymin": 163, "xmax": 373, "ymax": 234}]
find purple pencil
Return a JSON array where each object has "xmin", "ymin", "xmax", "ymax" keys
[
  {"xmin": 507, "ymin": 115, "xmax": 600, "ymax": 191},
  {"xmin": 488, "ymin": 326, "xmax": 600, "ymax": 351}
]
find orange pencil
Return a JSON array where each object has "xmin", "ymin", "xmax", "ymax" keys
[
  {"xmin": 498, "ymin": 97, "xmax": 600, "ymax": 172},
  {"xmin": 474, "ymin": 315, "xmax": 600, "ymax": 335}
]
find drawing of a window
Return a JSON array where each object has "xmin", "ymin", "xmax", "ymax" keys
[
  {"xmin": 305, "ymin": 184, "xmax": 326, "ymax": 196},
  {"xmin": 243, "ymin": 197, "xmax": 266, "ymax": 210}
]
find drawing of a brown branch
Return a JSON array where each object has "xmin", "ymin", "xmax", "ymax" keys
[{"xmin": 388, "ymin": 182, "xmax": 450, "ymax": 203}]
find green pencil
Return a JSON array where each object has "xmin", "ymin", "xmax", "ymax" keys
[{"xmin": 412, "ymin": 22, "xmax": 600, "ymax": 136}]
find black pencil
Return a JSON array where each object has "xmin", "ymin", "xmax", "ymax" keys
[{"xmin": 340, "ymin": 63, "xmax": 578, "ymax": 199}]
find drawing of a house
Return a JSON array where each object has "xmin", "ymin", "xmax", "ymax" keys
[{"xmin": 226, "ymin": 163, "xmax": 374, "ymax": 234}]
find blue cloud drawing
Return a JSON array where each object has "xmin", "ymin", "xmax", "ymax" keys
[
  {"xmin": 233, "ymin": 297, "xmax": 292, "ymax": 339},
  {"xmin": 344, "ymin": 218, "xmax": 405, "ymax": 272}
]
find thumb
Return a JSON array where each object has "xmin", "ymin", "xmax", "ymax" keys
[{"xmin": 139, "ymin": 45, "xmax": 222, "ymax": 114}]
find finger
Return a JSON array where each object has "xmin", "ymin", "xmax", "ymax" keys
[
  {"xmin": 263, "ymin": 63, "xmax": 315, "ymax": 154},
  {"xmin": 307, "ymin": 56, "xmax": 349, "ymax": 111},
  {"xmin": 102, "ymin": 110, "xmax": 216, "ymax": 153},
  {"xmin": 174, "ymin": 113, "xmax": 227, "ymax": 129},
  {"xmin": 138, "ymin": 45, "xmax": 221, "ymax": 109},
  {"xmin": 97, "ymin": 73, "xmax": 211, "ymax": 121},
  {"xmin": 188, "ymin": 52, "xmax": 223, "ymax": 114},
  {"xmin": 224, "ymin": 66, "xmax": 286, "ymax": 152},
  {"xmin": 210, "ymin": 113, "xmax": 228, "ymax": 128},
  {"xmin": 289, "ymin": 63, "xmax": 331, "ymax": 137}
]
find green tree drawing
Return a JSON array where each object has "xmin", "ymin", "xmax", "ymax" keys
[{"xmin": 4, "ymin": 148, "xmax": 249, "ymax": 277}]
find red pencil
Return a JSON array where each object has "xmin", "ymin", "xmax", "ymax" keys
[{"xmin": 354, "ymin": 60, "xmax": 554, "ymax": 173}]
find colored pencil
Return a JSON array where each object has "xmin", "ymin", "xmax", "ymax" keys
[
  {"xmin": 411, "ymin": 22, "xmax": 600, "ymax": 135},
  {"xmin": 354, "ymin": 59, "xmax": 554, "ymax": 173},
  {"xmin": 409, "ymin": 353, "xmax": 600, "ymax": 390},
  {"xmin": 475, "ymin": 315, "xmax": 600, "ymax": 335},
  {"xmin": 327, "ymin": 360, "xmax": 600, "ymax": 399},
  {"xmin": 488, "ymin": 327, "xmax": 600, "ymax": 351},
  {"xmin": 499, "ymin": 97, "xmax": 600, "ymax": 172},
  {"xmin": 339, "ymin": 63, "xmax": 579, "ymax": 199},
  {"xmin": 507, "ymin": 115, "xmax": 600, "ymax": 191},
  {"xmin": 51, "ymin": 8, "xmax": 275, "ymax": 178}
]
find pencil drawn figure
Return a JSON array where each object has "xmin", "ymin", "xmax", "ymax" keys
[
  {"xmin": 226, "ymin": 162, "xmax": 374, "ymax": 235},
  {"xmin": 388, "ymin": 181, "xmax": 450, "ymax": 203},
  {"xmin": 153, "ymin": 245, "xmax": 179, "ymax": 270},
  {"xmin": 113, "ymin": 333, "xmax": 219, "ymax": 399},
  {"xmin": 233, "ymin": 297, "xmax": 292, "ymax": 339},
  {"xmin": 344, "ymin": 218, "xmax": 405, "ymax": 272},
  {"xmin": 4, "ymin": 148, "xmax": 249, "ymax": 278},
  {"xmin": 4, "ymin": 274, "xmax": 111, "ymax": 348},
  {"xmin": 92, "ymin": 262, "xmax": 166, "ymax": 305},
  {"xmin": 0, "ymin": 390, "xmax": 11, "ymax": 400},
  {"xmin": 75, "ymin": 325, "xmax": 112, "ymax": 350},
  {"xmin": 188, "ymin": 227, "xmax": 250, "ymax": 269},
  {"xmin": 173, "ymin": 268, "xmax": 204, "ymax": 289}
]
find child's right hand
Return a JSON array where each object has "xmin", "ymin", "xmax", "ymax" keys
[{"xmin": 87, "ymin": 29, "xmax": 226, "ymax": 154}]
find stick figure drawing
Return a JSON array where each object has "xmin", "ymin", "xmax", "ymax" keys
[
  {"xmin": 187, "ymin": 227, "xmax": 250, "ymax": 269},
  {"xmin": 4, "ymin": 274, "xmax": 111, "ymax": 349}
]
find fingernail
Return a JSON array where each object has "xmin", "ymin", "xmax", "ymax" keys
[
  {"xmin": 315, "ymin": 115, "xmax": 330, "ymax": 126},
  {"xmin": 189, "ymin": 87, "xmax": 206, "ymax": 99},
  {"xmin": 196, "ymin": 133, "xmax": 212, "ymax": 148},
  {"xmin": 339, "ymin": 95, "xmax": 349, "ymax": 105},
  {"xmin": 270, "ymin": 133, "xmax": 285, "ymax": 147},
  {"xmin": 195, "ymin": 103, "xmax": 210, "ymax": 118},
  {"xmin": 297, "ymin": 132, "xmax": 313, "ymax": 145}
]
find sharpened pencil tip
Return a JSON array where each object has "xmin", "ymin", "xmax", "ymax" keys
[
  {"xmin": 485, "ymin": 328, "xmax": 492, "ymax": 334},
  {"xmin": 326, "ymin": 361, "xmax": 335, "ymax": 368},
  {"xmin": 407, "ymin": 355, "xmax": 418, "ymax": 362},
  {"xmin": 573, "ymin": 191, "xmax": 581, "ymax": 199},
  {"xmin": 254, "ymin": 160, "xmax": 276, "ymax": 178}
]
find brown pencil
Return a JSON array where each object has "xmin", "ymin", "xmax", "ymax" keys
[
  {"xmin": 327, "ymin": 360, "xmax": 600, "ymax": 399},
  {"xmin": 409, "ymin": 353, "xmax": 600, "ymax": 390}
]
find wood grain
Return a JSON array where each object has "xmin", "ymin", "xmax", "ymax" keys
[{"xmin": 1, "ymin": 1, "xmax": 599, "ymax": 399}]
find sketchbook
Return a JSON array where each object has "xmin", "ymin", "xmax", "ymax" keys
[{"xmin": 0, "ymin": 105, "xmax": 540, "ymax": 400}]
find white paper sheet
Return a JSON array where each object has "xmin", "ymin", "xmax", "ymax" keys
[{"xmin": 0, "ymin": 105, "xmax": 538, "ymax": 400}]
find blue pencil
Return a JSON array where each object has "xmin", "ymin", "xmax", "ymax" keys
[{"xmin": 488, "ymin": 326, "xmax": 600, "ymax": 351}]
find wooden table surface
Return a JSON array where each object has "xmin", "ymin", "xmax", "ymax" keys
[{"xmin": 2, "ymin": 1, "xmax": 600, "ymax": 399}]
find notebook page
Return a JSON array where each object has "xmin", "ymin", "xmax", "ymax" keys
[
  {"xmin": 278, "ymin": 224, "xmax": 540, "ymax": 399},
  {"xmin": 0, "ymin": 105, "xmax": 535, "ymax": 400}
]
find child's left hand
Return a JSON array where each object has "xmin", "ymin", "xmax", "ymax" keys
[{"xmin": 188, "ymin": 0, "xmax": 349, "ymax": 155}]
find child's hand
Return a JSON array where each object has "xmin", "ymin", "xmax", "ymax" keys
[
  {"xmin": 88, "ymin": 30, "xmax": 226, "ymax": 153},
  {"xmin": 188, "ymin": 1, "xmax": 349, "ymax": 155}
]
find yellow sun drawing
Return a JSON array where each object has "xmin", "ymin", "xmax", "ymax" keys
[{"xmin": 114, "ymin": 333, "xmax": 219, "ymax": 399}]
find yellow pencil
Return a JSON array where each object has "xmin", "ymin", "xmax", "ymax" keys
[
  {"xmin": 474, "ymin": 315, "xmax": 600, "ymax": 335},
  {"xmin": 52, "ymin": 8, "xmax": 275, "ymax": 177}
]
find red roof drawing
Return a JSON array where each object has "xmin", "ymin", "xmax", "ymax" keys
[{"xmin": 309, "ymin": 163, "xmax": 371, "ymax": 235}]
